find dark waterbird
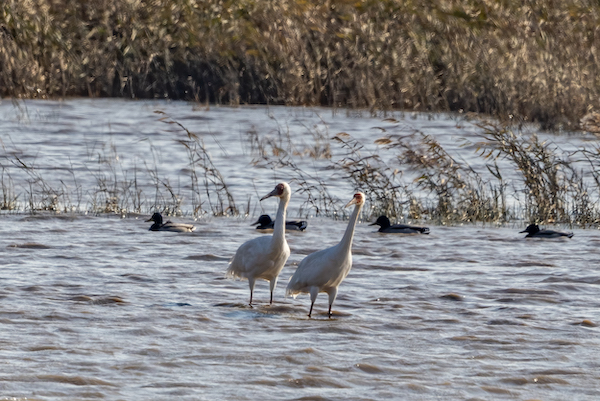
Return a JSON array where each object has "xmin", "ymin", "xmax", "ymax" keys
[
  {"xmin": 146, "ymin": 212, "xmax": 196, "ymax": 232},
  {"xmin": 519, "ymin": 224, "xmax": 573, "ymax": 238},
  {"xmin": 370, "ymin": 215, "xmax": 430, "ymax": 234},
  {"xmin": 252, "ymin": 214, "xmax": 307, "ymax": 231}
]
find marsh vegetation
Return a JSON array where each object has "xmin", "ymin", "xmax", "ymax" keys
[
  {"xmin": 1, "ymin": 101, "xmax": 600, "ymax": 230},
  {"xmin": 2, "ymin": 0, "xmax": 600, "ymax": 227},
  {"xmin": 2, "ymin": 0, "xmax": 600, "ymax": 131}
]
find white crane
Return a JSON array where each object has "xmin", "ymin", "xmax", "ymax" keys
[
  {"xmin": 286, "ymin": 192, "xmax": 365, "ymax": 318},
  {"xmin": 227, "ymin": 182, "xmax": 291, "ymax": 306}
]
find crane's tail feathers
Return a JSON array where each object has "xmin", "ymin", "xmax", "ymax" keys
[{"xmin": 225, "ymin": 267, "xmax": 243, "ymax": 280}]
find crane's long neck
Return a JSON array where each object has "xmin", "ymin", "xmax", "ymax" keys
[
  {"xmin": 271, "ymin": 193, "xmax": 289, "ymax": 247},
  {"xmin": 338, "ymin": 202, "xmax": 362, "ymax": 254}
]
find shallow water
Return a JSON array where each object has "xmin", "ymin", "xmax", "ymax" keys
[{"xmin": 0, "ymin": 100, "xmax": 599, "ymax": 400}]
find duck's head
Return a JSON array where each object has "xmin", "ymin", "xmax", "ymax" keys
[
  {"xmin": 146, "ymin": 212, "xmax": 163, "ymax": 225},
  {"xmin": 252, "ymin": 214, "xmax": 272, "ymax": 226},
  {"xmin": 369, "ymin": 215, "xmax": 390, "ymax": 227},
  {"xmin": 519, "ymin": 224, "xmax": 540, "ymax": 234}
]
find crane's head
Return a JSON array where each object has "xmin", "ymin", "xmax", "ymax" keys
[
  {"xmin": 261, "ymin": 182, "xmax": 291, "ymax": 201},
  {"xmin": 345, "ymin": 192, "xmax": 365, "ymax": 208}
]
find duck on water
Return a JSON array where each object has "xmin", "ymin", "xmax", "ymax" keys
[
  {"xmin": 370, "ymin": 215, "xmax": 430, "ymax": 234},
  {"xmin": 146, "ymin": 212, "xmax": 196, "ymax": 232},
  {"xmin": 252, "ymin": 214, "xmax": 307, "ymax": 231},
  {"xmin": 520, "ymin": 224, "xmax": 573, "ymax": 238}
]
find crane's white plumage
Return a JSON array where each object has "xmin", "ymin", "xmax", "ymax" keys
[
  {"xmin": 227, "ymin": 182, "xmax": 291, "ymax": 305},
  {"xmin": 286, "ymin": 192, "xmax": 365, "ymax": 318}
]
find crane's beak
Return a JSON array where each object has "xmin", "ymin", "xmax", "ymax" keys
[
  {"xmin": 261, "ymin": 187, "xmax": 279, "ymax": 201},
  {"xmin": 345, "ymin": 197, "xmax": 358, "ymax": 208}
]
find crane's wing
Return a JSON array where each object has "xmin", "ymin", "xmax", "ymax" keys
[
  {"xmin": 286, "ymin": 245, "xmax": 350, "ymax": 296},
  {"xmin": 227, "ymin": 235, "xmax": 274, "ymax": 279}
]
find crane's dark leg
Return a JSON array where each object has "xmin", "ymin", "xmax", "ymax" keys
[
  {"xmin": 308, "ymin": 287, "xmax": 319, "ymax": 318},
  {"xmin": 268, "ymin": 278, "xmax": 278, "ymax": 305},
  {"xmin": 327, "ymin": 288, "xmax": 337, "ymax": 319},
  {"xmin": 248, "ymin": 278, "xmax": 256, "ymax": 308}
]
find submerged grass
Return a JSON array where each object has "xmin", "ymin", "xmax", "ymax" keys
[
  {"xmin": 243, "ymin": 112, "xmax": 600, "ymax": 226},
  {"xmin": 2, "ymin": 0, "xmax": 600, "ymax": 130},
  {"xmin": 2, "ymin": 109, "xmax": 600, "ymax": 227},
  {"xmin": 168, "ymin": 114, "xmax": 238, "ymax": 216},
  {"xmin": 333, "ymin": 132, "xmax": 406, "ymax": 219},
  {"xmin": 379, "ymin": 129, "xmax": 511, "ymax": 225},
  {"xmin": 0, "ymin": 115, "xmax": 237, "ymax": 217}
]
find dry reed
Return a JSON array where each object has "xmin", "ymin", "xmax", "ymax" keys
[{"xmin": 2, "ymin": 0, "xmax": 600, "ymax": 130}]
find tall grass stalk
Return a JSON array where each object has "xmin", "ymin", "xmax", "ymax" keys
[
  {"xmin": 162, "ymin": 115, "xmax": 237, "ymax": 216},
  {"xmin": 0, "ymin": 167, "xmax": 17, "ymax": 211},
  {"xmin": 333, "ymin": 133, "xmax": 405, "ymax": 219},
  {"xmin": 474, "ymin": 120, "xmax": 574, "ymax": 224}
]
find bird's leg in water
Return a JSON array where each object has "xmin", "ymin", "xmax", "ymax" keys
[
  {"xmin": 248, "ymin": 278, "xmax": 255, "ymax": 307},
  {"xmin": 308, "ymin": 287, "xmax": 318, "ymax": 318},
  {"xmin": 327, "ymin": 288, "xmax": 337, "ymax": 319},
  {"xmin": 269, "ymin": 278, "xmax": 278, "ymax": 305}
]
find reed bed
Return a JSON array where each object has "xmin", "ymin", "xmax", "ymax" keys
[
  {"xmin": 245, "ymin": 113, "xmax": 600, "ymax": 226},
  {"xmin": 2, "ymin": 0, "xmax": 600, "ymax": 130}
]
